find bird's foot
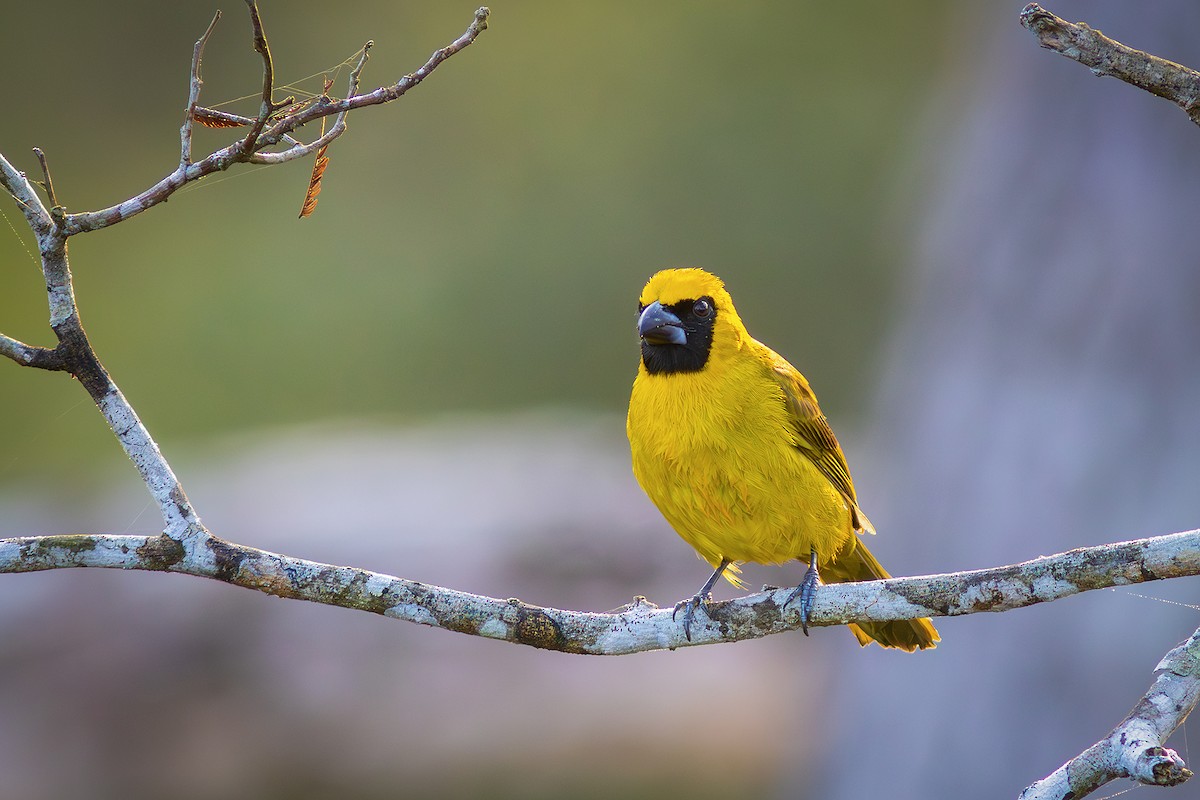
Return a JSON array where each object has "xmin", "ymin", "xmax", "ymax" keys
[
  {"xmin": 672, "ymin": 592, "xmax": 712, "ymax": 642},
  {"xmin": 673, "ymin": 558, "xmax": 732, "ymax": 642},
  {"xmin": 782, "ymin": 549, "xmax": 821, "ymax": 636}
]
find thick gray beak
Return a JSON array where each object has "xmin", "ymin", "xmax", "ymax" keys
[{"xmin": 638, "ymin": 301, "xmax": 686, "ymax": 345}]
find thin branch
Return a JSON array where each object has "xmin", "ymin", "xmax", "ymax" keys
[
  {"xmin": 1019, "ymin": 3, "xmax": 1200, "ymax": 126},
  {"xmin": 344, "ymin": 42, "xmax": 372, "ymax": 110},
  {"xmin": 241, "ymin": 0, "xmax": 279, "ymax": 152},
  {"xmin": 259, "ymin": 5, "xmax": 490, "ymax": 147},
  {"xmin": 62, "ymin": 7, "xmax": 489, "ymax": 234},
  {"xmin": 0, "ymin": 150, "xmax": 52, "ymax": 235},
  {"xmin": 1021, "ymin": 628, "xmax": 1200, "ymax": 800},
  {"xmin": 383, "ymin": 6, "xmax": 490, "ymax": 98},
  {"xmin": 1, "ymin": 528, "xmax": 1197, "ymax": 655},
  {"xmin": 180, "ymin": 10, "xmax": 223, "ymax": 168},
  {"xmin": 246, "ymin": 115, "xmax": 336, "ymax": 165},
  {"xmin": 248, "ymin": 3, "xmax": 488, "ymax": 166},
  {"xmin": 0, "ymin": 333, "xmax": 65, "ymax": 370},
  {"xmin": 31, "ymin": 147, "xmax": 58, "ymax": 209},
  {"xmin": 249, "ymin": 42, "xmax": 372, "ymax": 166}
]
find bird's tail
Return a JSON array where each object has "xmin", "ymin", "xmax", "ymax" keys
[{"xmin": 822, "ymin": 540, "xmax": 939, "ymax": 652}]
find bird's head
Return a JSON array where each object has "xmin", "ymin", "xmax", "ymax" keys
[{"xmin": 636, "ymin": 268, "xmax": 745, "ymax": 375}]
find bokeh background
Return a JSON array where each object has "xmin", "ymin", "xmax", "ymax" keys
[{"xmin": 3, "ymin": 2, "xmax": 1200, "ymax": 798}]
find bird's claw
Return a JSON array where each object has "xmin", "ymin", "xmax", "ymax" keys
[
  {"xmin": 782, "ymin": 553, "xmax": 820, "ymax": 636},
  {"xmin": 672, "ymin": 592, "xmax": 711, "ymax": 642}
]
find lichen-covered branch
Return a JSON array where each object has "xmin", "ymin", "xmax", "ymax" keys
[
  {"xmin": 1020, "ymin": 628, "xmax": 1200, "ymax": 800},
  {"xmin": 2, "ymin": 528, "xmax": 1197, "ymax": 656},
  {"xmin": 1019, "ymin": 3, "xmax": 1200, "ymax": 126}
]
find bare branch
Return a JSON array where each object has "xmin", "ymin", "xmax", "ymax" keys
[
  {"xmin": 2, "ymin": 528, "xmax": 1197, "ymax": 655},
  {"xmin": 61, "ymin": 7, "xmax": 489, "ymax": 234},
  {"xmin": 0, "ymin": 150, "xmax": 52, "ymax": 235},
  {"xmin": 248, "ymin": 4, "xmax": 489, "ymax": 166},
  {"xmin": 0, "ymin": 333, "xmax": 65, "ymax": 370},
  {"xmin": 1021, "ymin": 628, "xmax": 1200, "ymax": 799},
  {"xmin": 251, "ymin": 44, "xmax": 371, "ymax": 167},
  {"xmin": 1019, "ymin": 3, "xmax": 1200, "ymax": 126},
  {"xmin": 31, "ymin": 147, "xmax": 59, "ymax": 209},
  {"xmin": 279, "ymin": 42, "xmax": 369, "ymax": 163},
  {"xmin": 345, "ymin": 42, "xmax": 373, "ymax": 108},
  {"xmin": 269, "ymin": 5, "xmax": 490, "ymax": 136},
  {"xmin": 241, "ymin": 0, "xmax": 281, "ymax": 152},
  {"xmin": 384, "ymin": 6, "xmax": 490, "ymax": 98},
  {"xmin": 180, "ymin": 10, "xmax": 223, "ymax": 167}
]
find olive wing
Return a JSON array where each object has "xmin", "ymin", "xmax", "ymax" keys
[{"xmin": 768, "ymin": 358, "xmax": 876, "ymax": 535}]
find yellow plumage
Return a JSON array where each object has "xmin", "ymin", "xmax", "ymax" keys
[{"xmin": 627, "ymin": 268, "xmax": 938, "ymax": 651}]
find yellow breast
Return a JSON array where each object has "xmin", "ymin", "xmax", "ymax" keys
[{"xmin": 627, "ymin": 345, "xmax": 855, "ymax": 573}]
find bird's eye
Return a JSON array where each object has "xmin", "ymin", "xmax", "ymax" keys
[{"xmin": 692, "ymin": 299, "xmax": 712, "ymax": 318}]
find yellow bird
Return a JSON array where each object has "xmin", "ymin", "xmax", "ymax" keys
[{"xmin": 627, "ymin": 267, "xmax": 938, "ymax": 651}]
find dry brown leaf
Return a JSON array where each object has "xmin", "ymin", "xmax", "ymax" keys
[
  {"xmin": 298, "ymin": 143, "xmax": 330, "ymax": 219},
  {"xmin": 192, "ymin": 108, "xmax": 248, "ymax": 129}
]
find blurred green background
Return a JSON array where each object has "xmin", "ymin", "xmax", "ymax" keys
[{"xmin": 1, "ymin": 1, "xmax": 948, "ymax": 476}]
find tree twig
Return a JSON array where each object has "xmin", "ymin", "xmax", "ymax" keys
[
  {"xmin": 62, "ymin": 6, "xmax": 489, "ymax": 234},
  {"xmin": 241, "ymin": 0, "xmax": 284, "ymax": 154},
  {"xmin": 31, "ymin": 147, "xmax": 58, "ymax": 210},
  {"xmin": 249, "ymin": 41, "xmax": 373, "ymax": 166},
  {"xmin": 1, "ymin": 5, "xmax": 494, "ymax": 599},
  {"xmin": 1019, "ymin": 3, "xmax": 1200, "ymax": 126},
  {"xmin": 180, "ymin": 10, "xmax": 222, "ymax": 168},
  {"xmin": 0, "ymin": 149, "xmax": 52, "ymax": 235},
  {"xmin": 1020, "ymin": 627, "xmax": 1200, "ymax": 799},
  {"xmin": 0, "ymin": 333, "xmax": 65, "ymax": 370}
]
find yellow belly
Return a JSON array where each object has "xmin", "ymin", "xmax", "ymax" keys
[{"xmin": 628, "ymin": 364, "xmax": 856, "ymax": 574}]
